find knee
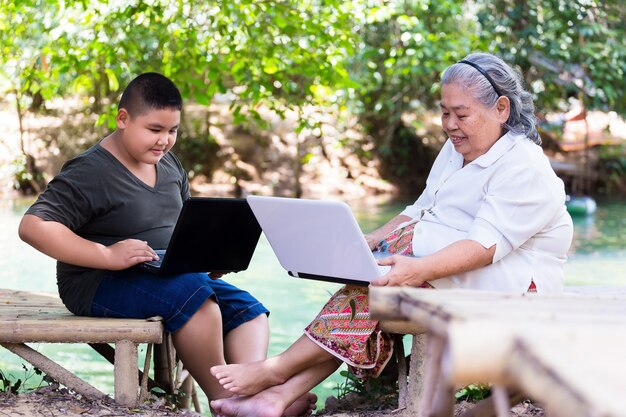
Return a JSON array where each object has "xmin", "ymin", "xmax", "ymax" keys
[
  {"xmin": 192, "ymin": 297, "xmax": 222, "ymax": 322},
  {"xmin": 249, "ymin": 312, "xmax": 269, "ymax": 328}
]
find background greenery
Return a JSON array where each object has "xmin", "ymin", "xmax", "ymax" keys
[{"xmin": 1, "ymin": 0, "xmax": 625, "ymax": 196}]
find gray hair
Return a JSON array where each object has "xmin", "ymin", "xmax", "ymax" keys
[{"xmin": 441, "ymin": 53, "xmax": 540, "ymax": 145}]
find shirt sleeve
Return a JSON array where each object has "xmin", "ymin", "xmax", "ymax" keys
[
  {"xmin": 25, "ymin": 158, "xmax": 100, "ymax": 231},
  {"xmin": 467, "ymin": 159, "xmax": 565, "ymax": 263},
  {"xmin": 169, "ymin": 152, "xmax": 190, "ymax": 200}
]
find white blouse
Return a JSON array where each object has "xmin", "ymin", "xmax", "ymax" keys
[{"xmin": 400, "ymin": 132, "xmax": 573, "ymax": 293}]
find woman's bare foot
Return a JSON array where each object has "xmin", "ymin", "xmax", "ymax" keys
[
  {"xmin": 283, "ymin": 392, "xmax": 317, "ymax": 417},
  {"xmin": 211, "ymin": 358, "xmax": 286, "ymax": 395}
]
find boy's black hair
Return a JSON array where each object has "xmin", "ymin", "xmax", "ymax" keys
[{"xmin": 118, "ymin": 72, "xmax": 183, "ymax": 116}]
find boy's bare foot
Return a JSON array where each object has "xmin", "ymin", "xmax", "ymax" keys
[
  {"xmin": 211, "ymin": 359, "xmax": 286, "ymax": 395},
  {"xmin": 211, "ymin": 391, "xmax": 286, "ymax": 417},
  {"xmin": 284, "ymin": 392, "xmax": 317, "ymax": 417}
]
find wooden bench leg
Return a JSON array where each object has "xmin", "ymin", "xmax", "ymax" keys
[
  {"xmin": 418, "ymin": 333, "xmax": 450, "ymax": 417},
  {"xmin": 139, "ymin": 343, "xmax": 154, "ymax": 403},
  {"xmin": 153, "ymin": 332, "xmax": 175, "ymax": 394},
  {"xmin": 404, "ymin": 333, "xmax": 427, "ymax": 415},
  {"xmin": 114, "ymin": 340, "xmax": 139, "ymax": 407},
  {"xmin": 394, "ymin": 334, "xmax": 408, "ymax": 408}
]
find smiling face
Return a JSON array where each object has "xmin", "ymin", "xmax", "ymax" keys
[
  {"xmin": 440, "ymin": 83, "xmax": 510, "ymax": 164},
  {"xmin": 115, "ymin": 107, "xmax": 180, "ymax": 167}
]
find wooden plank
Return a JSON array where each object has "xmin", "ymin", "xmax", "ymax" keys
[
  {"xmin": 1, "ymin": 342, "xmax": 108, "ymax": 400},
  {"xmin": 0, "ymin": 319, "xmax": 163, "ymax": 343},
  {"xmin": 0, "ymin": 288, "xmax": 163, "ymax": 344},
  {"xmin": 379, "ymin": 320, "xmax": 426, "ymax": 335},
  {"xmin": 0, "ymin": 308, "xmax": 75, "ymax": 317},
  {"xmin": 507, "ymin": 326, "xmax": 626, "ymax": 417},
  {"xmin": 443, "ymin": 320, "xmax": 626, "ymax": 417},
  {"xmin": 371, "ymin": 287, "xmax": 626, "ymax": 327},
  {"xmin": 0, "ymin": 290, "xmax": 66, "ymax": 305}
]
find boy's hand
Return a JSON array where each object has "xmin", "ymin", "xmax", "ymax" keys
[
  {"xmin": 103, "ymin": 239, "xmax": 159, "ymax": 270},
  {"xmin": 208, "ymin": 272, "xmax": 226, "ymax": 280}
]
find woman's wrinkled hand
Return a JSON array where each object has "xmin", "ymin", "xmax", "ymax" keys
[
  {"xmin": 364, "ymin": 233, "xmax": 381, "ymax": 251},
  {"xmin": 369, "ymin": 255, "xmax": 426, "ymax": 287},
  {"xmin": 103, "ymin": 239, "xmax": 158, "ymax": 270}
]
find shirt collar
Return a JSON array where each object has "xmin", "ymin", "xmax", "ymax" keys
[{"xmin": 469, "ymin": 132, "xmax": 520, "ymax": 168}]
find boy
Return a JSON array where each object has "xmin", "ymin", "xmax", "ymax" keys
[{"xmin": 18, "ymin": 73, "xmax": 271, "ymax": 402}]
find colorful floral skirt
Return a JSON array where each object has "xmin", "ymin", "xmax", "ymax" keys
[
  {"xmin": 304, "ymin": 223, "xmax": 429, "ymax": 379},
  {"xmin": 304, "ymin": 222, "xmax": 539, "ymax": 379}
]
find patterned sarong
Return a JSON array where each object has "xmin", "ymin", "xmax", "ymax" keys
[
  {"xmin": 304, "ymin": 223, "xmax": 427, "ymax": 379},
  {"xmin": 304, "ymin": 222, "xmax": 538, "ymax": 379}
]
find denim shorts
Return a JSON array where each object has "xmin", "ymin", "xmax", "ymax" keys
[{"xmin": 91, "ymin": 269, "xmax": 269, "ymax": 333}]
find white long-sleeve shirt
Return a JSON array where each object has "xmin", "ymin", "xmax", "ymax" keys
[{"xmin": 400, "ymin": 132, "xmax": 573, "ymax": 293}]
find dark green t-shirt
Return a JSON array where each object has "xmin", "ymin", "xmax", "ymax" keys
[{"xmin": 26, "ymin": 143, "xmax": 190, "ymax": 315}]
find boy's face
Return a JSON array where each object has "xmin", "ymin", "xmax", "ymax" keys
[{"xmin": 116, "ymin": 107, "xmax": 180, "ymax": 165}]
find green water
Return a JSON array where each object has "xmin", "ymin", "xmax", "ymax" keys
[{"xmin": 1, "ymin": 196, "xmax": 625, "ymax": 413}]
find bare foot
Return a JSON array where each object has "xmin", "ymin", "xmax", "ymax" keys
[
  {"xmin": 283, "ymin": 392, "xmax": 317, "ymax": 417},
  {"xmin": 211, "ymin": 359, "xmax": 286, "ymax": 395},
  {"xmin": 211, "ymin": 391, "xmax": 287, "ymax": 417}
]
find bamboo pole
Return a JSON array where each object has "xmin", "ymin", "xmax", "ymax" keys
[{"xmin": 1, "ymin": 342, "xmax": 108, "ymax": 400}]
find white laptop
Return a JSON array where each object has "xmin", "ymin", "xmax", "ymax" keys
[{"xmin": 246, "ymin": 195, "xmax": 391, "ymax": 286}]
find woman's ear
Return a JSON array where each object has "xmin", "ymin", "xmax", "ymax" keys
[{"xmin": 496, "ymin": 96, "xmax": 510, "ymax": 123}]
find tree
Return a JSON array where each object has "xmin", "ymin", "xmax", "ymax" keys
[
  {"xmin": 475, "ymin": 0, "xmax": 626, "ymax": 117},
  {"xmin": 346, "ymin": 0, "xmax": 474, "ymax": 194},
  {"xmin": 1, "ymin": 0, "xmax": 359, "ymax": 194}
]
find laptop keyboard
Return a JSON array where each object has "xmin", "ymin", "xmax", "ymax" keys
[{"xmin": 144, "ymin": 250, "xmax": 166, "ymax": 268}]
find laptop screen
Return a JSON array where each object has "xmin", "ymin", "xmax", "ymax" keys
[{"xmin": 247, "ymin": 195, "xmax": 386, "ymax": 283}]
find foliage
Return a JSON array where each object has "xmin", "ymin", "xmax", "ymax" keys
[
  {"xmin": 0, "ymin": 369, "xmax": 22, "ymax": 394},
  {"xmin": 455, "ymin": 383, "xmax": 491, "ymax": 402},
  {"xmin": 1, "ymin": 0, "xmax": 357, "ymax": 123},
  {"xmin": 475, "ymin": 0, "xmax": 626, "ymax": 117},
  {"xmin": 1, "ymin": 0, "xmax": 625, "ymax": 195},
  {"xmin": 0, "ymin": 0, "xmax": 359, "ymax": 184},
  {"xmin": 596, "ymin": 144, "xmax": 626, "ymax": 194},
  {"xmin": 346, "ymin": 0, "xmax": 474, "ymax": 193},
  {"xmin": 334, "ymin": 369, "xmax": 398, "ymax": 409},
  {"xmin": 0, "ymin": 365, "xmax": 45, "ymax": 394}
]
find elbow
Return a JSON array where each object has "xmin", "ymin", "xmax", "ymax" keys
[{"xmin": 18, "ymin": 215, "xmax": 39, "ymax": 245}]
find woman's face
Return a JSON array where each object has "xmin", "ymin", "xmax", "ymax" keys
[{"xmin": 440, "ymin": 83, "xmax": 509, "ymax": 163}]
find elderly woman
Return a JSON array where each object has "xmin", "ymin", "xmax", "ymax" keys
[{"xmin": 210, "ymin": 52, "xmax": 573, "ymax": 417}]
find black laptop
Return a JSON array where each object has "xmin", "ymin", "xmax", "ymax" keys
[{"xmin": 139, "ymin": 197, "xmax": 262, "ymax": 275}]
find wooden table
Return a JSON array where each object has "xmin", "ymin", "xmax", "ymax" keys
[
  {"xmin": 0, "ymin": 288, "xmax": 164, "ymax": 406},
  {"xmin": 370, "ymin": 287, "xmax": 626, "ymax": 417}
]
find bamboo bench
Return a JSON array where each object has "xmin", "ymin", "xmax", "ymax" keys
[
  {"xmin": 0, "ymin": 288, "xmax": 164, "ymax": 407},
  {"xmin": 372, "ymin": 286, "xmax": 626, "ymax": 417}
]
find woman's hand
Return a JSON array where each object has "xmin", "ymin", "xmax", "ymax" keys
[
  {"xmin": 369, "ymin": 240, "xmax": 496, "ymax": 288},
  {"xmin": 102, "ymin": 239, "xmax": 159, "ymax": 270},
  {"xmin": 370, "ymin": 255, "xmax": 427, "ymax": 287},
  {"xmin": 364, "ymin": 233, "xmax": 381, "ymax": 251},
  {"xmin": 364, "ymin": 214, "xmax": 413, "ymax": 251}
]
